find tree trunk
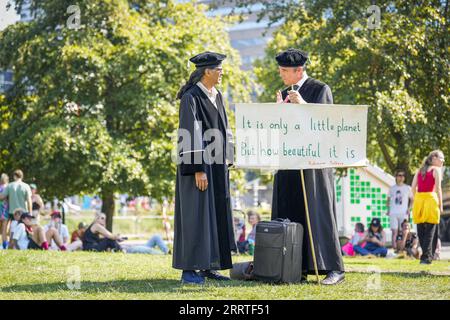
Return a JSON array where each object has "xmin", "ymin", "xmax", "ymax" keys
[
  {"xmin": 378, "ymin": 138, "xmax": 395, "ymax": 173},
  {"xmin": 101, "ymin": 190, "xmax": 115, "ymax": 232},
  {"xmin": 396, "ymin": 156, "xmax": 413, "ymax": 184},
  {"xmin": 394, "ymin": 135, "xmax": 413, "ymax": 184}
]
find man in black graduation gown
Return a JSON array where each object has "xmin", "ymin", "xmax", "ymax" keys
[
  {"xmin": 173, "ymin": 52, "xmax": 235, "ymax": 285},
  {"xmin": 271, "ymin": 48, "xmax": 345, "ymax": 285}
]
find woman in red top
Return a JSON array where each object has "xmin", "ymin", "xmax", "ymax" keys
[{"xmin": 411, "ymin": 150, "xmax": 445, "ymax": 264}]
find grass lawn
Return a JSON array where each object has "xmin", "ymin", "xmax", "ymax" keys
[{"xmin": 0, "ymin": 250, "xmax": 449, "ymax": 300}]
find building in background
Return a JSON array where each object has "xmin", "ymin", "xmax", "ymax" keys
[
  {"xmin": 0, "ymin": 70, "xmax": 13, "ymax": 93},
  {"xmin": 200, "ymin": 1, "xmax": 280, "ymax": 69},
  {"xmin": 201, "ymin": 1, "xmax": 279, "ymax": 72},
  {"xmin": 17, "ymin": 0, "xmax": 33, "ymax": 22},
  {"xmin": 0, "ymin": 0, "xmax": 33, "ymax": 93}
]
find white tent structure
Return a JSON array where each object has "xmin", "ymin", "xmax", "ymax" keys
[{"xmin": 336, "ymin": 164, "xmax": 397, "ymax": 241}]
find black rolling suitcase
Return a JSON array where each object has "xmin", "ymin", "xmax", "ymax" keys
[{"xmin": 253, "ymin": 219, "xmax": 303, "ymax": 283}]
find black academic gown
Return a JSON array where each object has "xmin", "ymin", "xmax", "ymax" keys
[
  {"xmin": 173, "ymin": 85, "xmax": 235, "ymax": 271},
  {"xmin": 271, "ymin": 77, "xmax": 345, "ymax": 274}
]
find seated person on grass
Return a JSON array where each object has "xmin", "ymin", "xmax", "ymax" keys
[
  {"xmin": 82, "ymin": 212, "xmax": 125, "ymax": 252},
  {"xmin": 67, "ymin": 222, "xmax": 87, "ymax": 251},
  {"xmin": 234, "ymin": 216, "xmax": 246, "ymax": 253},
  {"xmin": 396, "ymin": 219, "xmax": 420, "ymax": 259},
  {"xmin": 123, "ymin": 234, "xmax": 170, "ymax": 254},
  {"xmin": 236, "ymin": 211, "xmax": 261, "ymax": 254},
  {"xmin": 44, "ymin": 211, "xmax": 70, "ymax": 250},
  {"xmin": 342, "ymin": 222, "xmax": 366, "ymax": 256},
  {"xmin": 8, "ymin": 208, "xmax": 24, "ymax": 248},
  {"xmin": 10, "ymin": 212, "xmax": 67, "ymax": 251},
  {"xmin": 353, "ymin": 218, "xmax": 388, "ymax": 257},
  {"xmin": 246, "ymin": 211, "xmax": 260, "ymax": 244}
]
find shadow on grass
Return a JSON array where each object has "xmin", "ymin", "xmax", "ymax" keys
[
  {"xmin": 1, "ymin": 279, "xmax": 263, "ymax": 294},
  {"xmin": 364, "ymin": 271, "xmax": 450, "ymax": 278},
  {"xmin": 3, "ymin": 271, "xmax": 447, "ymax": 295}
]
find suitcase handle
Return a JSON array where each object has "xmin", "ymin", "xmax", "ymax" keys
[{"xmin": 273, "ymin": 218, "xmax": 291, "ymax": 223}]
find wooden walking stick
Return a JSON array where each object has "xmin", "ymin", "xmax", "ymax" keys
[{"xmin": 300, "ymin": 169, "xmax": 320, "ymax": 284}]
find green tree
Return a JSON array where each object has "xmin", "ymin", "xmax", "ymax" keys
[
  {"xmin": 242, "ymin": 0, "xmax": 449, "ymax": 181},
  {"xmin": 0, "ymin": 0, "xmax": 250, "ymax": 230}
]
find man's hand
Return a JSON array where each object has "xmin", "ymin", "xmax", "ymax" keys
[
  {"xmin": 288, "ymin": 90, "xmax": 306, "ymax": 104},
  {"xmin": 195, "ymin": 172, "xmax": 208, "ymax": 191},
  {"xmin": 276, "ymin": 90, "xmax": 283, "ymax": 103}
]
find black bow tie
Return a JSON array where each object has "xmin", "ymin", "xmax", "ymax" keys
[{"xmin": 286, "ymin": 84, "xmax": 300, "ymax": 92}]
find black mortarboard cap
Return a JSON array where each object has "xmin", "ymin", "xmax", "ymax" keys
[
  {"xmin": 275, "ymin": 48, "xmax": 309, "ymax": 67},
  {"xmin": 190, "ymin": 51, "xmax": 227, "ymax": 68}
]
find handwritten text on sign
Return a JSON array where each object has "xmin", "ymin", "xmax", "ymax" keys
[{"xmin": 235, "ymin": 103, "xmax": 369, "ymax": 169}]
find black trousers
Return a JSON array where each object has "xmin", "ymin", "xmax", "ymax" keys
[
  {"xmin": 84, "ymin": 239, "xmax": 122, "ymax": 252},
  {"xmin": 417, "ymin": 223, "xmax": 438, "ymax": 262}
]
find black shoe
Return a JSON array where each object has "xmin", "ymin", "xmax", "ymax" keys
[
  {"xmin": 199, "ymin": 270, "xmax": 231, "ymax": 281},
  {"xmin": 181, "ymin": 271, "xmax": 205, "ymax": 285},
  {"xmin": 420, "ymin": 260, "xmax": 432, "ymax": 265},
  {"xmin": 321, "ymin": 271, "xmax": 345, "ymax": 285},
  {"xmin": 300, "ymin": 272, "xmax": 308, "ymax": 283}
]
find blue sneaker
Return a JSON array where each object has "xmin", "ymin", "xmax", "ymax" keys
[
  {"xmin": 199, "ymin": 270, "xmax": 230, "ymax": 281},
  {"xmin": 181, "ymin": 271, "xmax": 205, "ymax": 285}
]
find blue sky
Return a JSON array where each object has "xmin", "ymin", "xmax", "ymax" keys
[{"xmin": 0, "ymin": 0, "xmax": 19, "ymax": 30}]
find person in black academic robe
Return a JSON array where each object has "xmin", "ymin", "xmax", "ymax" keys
[
  {"xmin": 173, "ymin": 52, "xmax": 235, "ymax": 285},
  {"xmin": 271, "ymin": 48, "xmax": 345, "ymax": 285}
]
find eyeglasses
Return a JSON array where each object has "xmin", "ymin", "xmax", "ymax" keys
[{"xmin": 396, "ymin": 174, "xmax": 405, "ymax": 177}]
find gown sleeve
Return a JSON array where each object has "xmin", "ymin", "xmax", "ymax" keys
[
  {"xmin": 226, "ymin": 126, "xmax": 234, "ymax": 167},
  {"xmin": 317, "ymin": 84, "xmax": 334, "ymax": 104},
  {"xmin": 178, "ymin": 93, "xmax": 206, "ymax": 176}
]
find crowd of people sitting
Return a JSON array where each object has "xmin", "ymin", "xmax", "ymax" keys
[
  {"xmin": 237, "ymin": 212, "xmax": 423, "ymax": 260},
  {"xmin": 0, "ymin": 170, "xmax": 170, "ymax": 254},
  {"xmin": 342, "ymin": 219, "xmax": 388, "ymax": 258},
  {"xmin": 341, "ymin": 218, "xmax": 422, "ymax": 259}
]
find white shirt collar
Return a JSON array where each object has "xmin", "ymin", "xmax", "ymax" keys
[
  {"xmin": 196, "ymin": 81, "xmax": 218, "ymax": 100},
  {"xmin": 295, "ymin": 71, "xmax": 308, "ymax": 90}
]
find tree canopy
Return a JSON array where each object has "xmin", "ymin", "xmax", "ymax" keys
[
  {"xmin": 244, "ymin": 0, "xmax": 449, "ymax": 180},
  {"xmin": 0, "ymin": 0, "xmax": 250, "ymax": 229}
]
